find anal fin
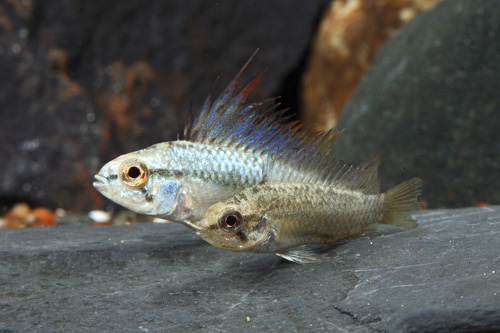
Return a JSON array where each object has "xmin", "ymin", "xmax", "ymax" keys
[{"xmin": 275, "ymin": 246, "xmax": 322, "ymax": 264}]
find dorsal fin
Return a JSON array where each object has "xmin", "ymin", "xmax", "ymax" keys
[
  {"xmin": 186, "ymin": 49, "xmax": 261, "ymax": 144},
  {"xmin": 335, "ymin": 153, "xmax": 381, "ymax": 194},
  {"xmin": 266, "ymin": 149, "xmax": 381, "ymax": 194},
  {"xmin": 183, "ymin": 51, "xmax": 342, "ymax": 157}
]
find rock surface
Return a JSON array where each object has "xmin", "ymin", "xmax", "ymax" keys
[
  {"xmin": 333, "ymin": 0, "xmax": 500, "ymax": 208},
  {"xmin": 0, "ymin": 0, "xmax": 329, "ymax": 212},
  {"xmin": 1, "ymin": 206, "xmax": 499, "ymax": 332}
]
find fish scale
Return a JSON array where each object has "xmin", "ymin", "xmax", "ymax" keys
[
  {"xmin": 160, "ymin": 141, "xmax": 265, "ymax": 187},
  {"xmin": 237, "ymin": 183, "xmax": 385, "ymax": 243}
]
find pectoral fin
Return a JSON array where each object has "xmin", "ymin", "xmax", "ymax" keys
[{"xmin": 275, "ymin": 246, "xmax": 322, "ymax": 264}]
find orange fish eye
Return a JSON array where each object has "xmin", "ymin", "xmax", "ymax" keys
[
  {"xmin": 219, "ymin": 210, "xmax": 243, "ymax": 233},
  {"xmin": 120, "ymin": 160, "xmax": 149, "ymax": 188}
]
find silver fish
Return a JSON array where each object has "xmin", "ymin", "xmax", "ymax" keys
[
  {"xmin": 198, "ymin": 153, "xmax": 423, "ymax": 263},
  {"xmin": 93, "ymin": 51, "xmax": 341, "ymax": 229}
]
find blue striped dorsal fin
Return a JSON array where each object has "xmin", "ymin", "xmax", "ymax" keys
[{"xmin": 183, "ymin": 51, "xmax": 342, "ymax": 157}]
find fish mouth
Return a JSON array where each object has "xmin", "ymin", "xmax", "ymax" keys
[{"xmin": 93, "ymin": 174, "xmax": 108, "ymax": 188}]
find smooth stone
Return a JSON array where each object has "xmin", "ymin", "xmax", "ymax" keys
[{"xmin": 333, "ymin": 0, "xmax": 500, "ymax": 208}]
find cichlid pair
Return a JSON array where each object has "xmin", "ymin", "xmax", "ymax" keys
[
  {"xmin": 94, "ymin": 52, "xmax": 422, "ymax": 263},
  {"xmin": 93, "ymin": 51, "xmax": 341, "ymax": 229}
]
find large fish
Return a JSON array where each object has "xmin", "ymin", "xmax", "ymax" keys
[
  {"xmin": 93, "ymin": 51, "xmax": 340, "ymax": 229},
  {"xmin": 197, "ymin": 152, "xmax": 423, "ymax": 263}
]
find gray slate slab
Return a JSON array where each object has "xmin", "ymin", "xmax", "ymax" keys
[
  {"xmin": 334, "ymin": 0, "xmax": 500, "ymax": 208},
  {"xmin": 1, "ymin": 206, "xmax": 499, "ymax": 332}
]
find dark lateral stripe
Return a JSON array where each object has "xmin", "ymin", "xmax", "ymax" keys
[
  {"xmin": 149, "ymin": 168, "xmax": 249, "ymax": 188},
  {"xmin": 150, "ymin": 169, "xmax": 184, "ymax": 178},
  {"xmin": 141, "ymin": 188, "xmax": 154, "ymax": 202},
  {"xmin": 236, "ymin": 231, "xmax": 248, "ymax": 242},
  {"xmin": 206, "ymin": 223, "xmax": 219, "ymax": 231},
  {"xmin": 252, "ymin": 217, "xmax": 265, "ymax": 231}
]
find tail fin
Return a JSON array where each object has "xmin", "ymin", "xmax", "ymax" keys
[{"xmin": 384, "ymin": 178, "xmax": 423, "ymax": 228}]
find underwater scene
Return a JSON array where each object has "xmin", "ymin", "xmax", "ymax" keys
[{"xmin": 1, "ymin": 0, "xmax": 499, "ymax": 331}]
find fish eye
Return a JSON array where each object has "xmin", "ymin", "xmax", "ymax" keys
[
  {"xmin": 120, "ymin": 160, "xmax": 149, "ymax": 188},
  {"xmin": 219, "ymin": 210, "xmax": 243, "ymax": 233}
]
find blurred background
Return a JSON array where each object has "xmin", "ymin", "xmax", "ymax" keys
[{"xmin": 1, "ymin": 0, "xmax": 499, "ymax": 227}]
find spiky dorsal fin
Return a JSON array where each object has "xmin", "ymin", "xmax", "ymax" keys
[
  {"xmin": 331, "ymin": 153, "xmax": 381, "ymax": 194},
  {"xmin": 266, "ymin": 149, "xmax": 381, "ymax": 194},
  {"xmin": 182, "ymin": 50, "xmax": 342, "ymax": 157}
]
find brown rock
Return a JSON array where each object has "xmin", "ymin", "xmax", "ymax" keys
[
  {"xmin": 95, "ymin": 60, "xmax": 156, "ymax": 135},
  {"xmin": 302, "ymin": 0, "xmax": 441, "ymax": 131}
]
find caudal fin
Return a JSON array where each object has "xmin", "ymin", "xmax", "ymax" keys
[{"xmin": 384, "ymin": 178, "xmax": 423, "ymax": 228}]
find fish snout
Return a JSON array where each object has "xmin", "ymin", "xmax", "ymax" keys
[{"xmin": 93, "ymin": 174, "xmax": 109, "ymax": 189}]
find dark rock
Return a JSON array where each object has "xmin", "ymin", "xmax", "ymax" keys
[
  {"xmin": 1, "ymin": 206, "xmax": 499, "ymax": 331},
  {"xmin": 333, "ymin": 0, "xmax": 500, "ymax": 208},
  {"xmin": 301, "ymin": 0, "xmax": 441, "ymax": 131},
  {"xmin": 0, "ymin": 0, "xmax": 329, "ymax": 212}
]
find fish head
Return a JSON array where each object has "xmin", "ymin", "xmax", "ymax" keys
[
  {"xmin": 197, "ymin": 200, "xmax": 271, "ymax": 252},
  {"xmin": 93, "ymin": 147, "xmax": 182, "ymax": 217}
]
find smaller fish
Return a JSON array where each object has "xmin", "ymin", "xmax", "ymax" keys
[{"xmin": 197, "ymin": 153, "xmax": 422, "ymax": 263}]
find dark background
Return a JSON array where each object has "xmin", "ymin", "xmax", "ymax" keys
[{"xmin": 0, "ymin": 0, "xmax": 330, "ymax": 212}]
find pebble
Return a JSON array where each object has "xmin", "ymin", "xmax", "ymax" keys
[
  {"xmin": 1, "ymin": 203, "xmax": 57, "ymax": 228},
  {"xmin": 88, "ymin": 210, "xmax": 112, "ymax": 224},
  {"xmin": 9, "ymin": 202, "xmax": 31, "ymax": 219},
  {"xmin": 31, "ymin": 208, "xmax": 57, "ymax": 226},
  {"xmin": 152, "ymin": 218, "xmax": 170, "ymax": 224}
]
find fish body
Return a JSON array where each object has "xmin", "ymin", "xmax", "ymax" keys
[
  {"xmin": 93, "ymin": 51, "xmax": 341, "ymax": 228},
  {"xmin": 198, "ymin": 154, "xmax": 423, "ymax": 263},
  {"xmin": 94, "ymin": 141, "xmax": 266, "ymax": 228}
]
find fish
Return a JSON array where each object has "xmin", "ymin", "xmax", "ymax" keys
[
  {"xmin": 197, "ymin": 152, "xmax": 423, "ymax": 263},
  {"xmin": 93, "ymin": 50, "xmax": 342, "ymax": 229}
]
